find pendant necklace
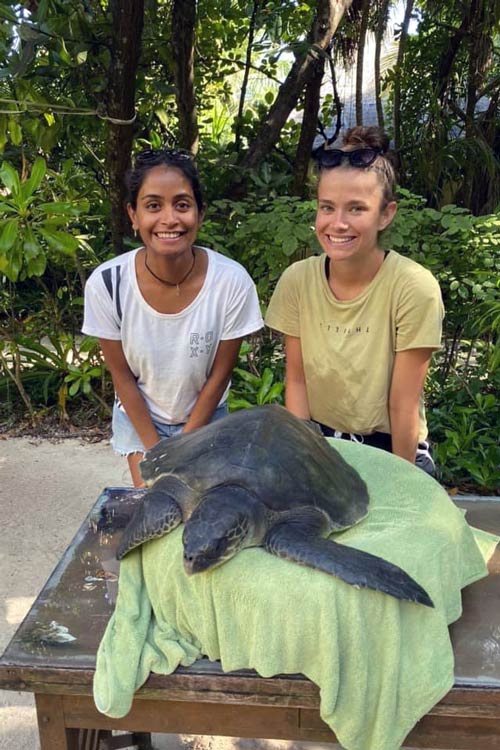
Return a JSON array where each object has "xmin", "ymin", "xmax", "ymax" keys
[{"xmin": 144, "ymin": 248, "xmax": 196, "ymax": 295}]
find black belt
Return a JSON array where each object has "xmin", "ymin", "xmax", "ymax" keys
[{"xmin": 314, "ymin": 423, "xmax": 393, "ymax": 452}]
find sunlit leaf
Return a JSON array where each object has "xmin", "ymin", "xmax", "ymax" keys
[
  {"xmin": 8, "ymin": 119, "xmax": 22, "ymax": 146},
  {"xmin": 22, "ymin": 157, "xmax": 46, "ymax": 199},
  {"xmin": 0, "ymin": 162, "xmax": 20, "ymax": 194},
  {"xmin": 38, "ymin": 228, "xmax": 79, "ymax": 255},
  {"xmin": 0, "ymin": 218, "xmax": 19, "ymax": 252}
]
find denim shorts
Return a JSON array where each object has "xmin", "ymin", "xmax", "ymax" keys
[{"xmin": 111, "ymin": 402, "xmax": 228, "ymax": 456}]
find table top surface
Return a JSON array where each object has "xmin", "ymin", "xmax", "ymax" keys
[{"xmin": 1, "ymin": 487, "xmax": 499, "ymax": 690}]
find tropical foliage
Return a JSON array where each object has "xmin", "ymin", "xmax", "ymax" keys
[{"xmin": 0, "ymin": 0, "xmax": 499, "ymax": 491}]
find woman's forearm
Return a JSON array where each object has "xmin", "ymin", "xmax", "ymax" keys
[
  {"xmin": 183, "ymin": 338, "xmax": 243, "ymax": 432},
  {"xmin": 284, "ymin": 335, "xmax": 310, "ymax": 419},
  {"xmin": 389, "ymin": 403, "xmax": 419, "ymax": 463},
  {"xmin": 285, "ymin": 379, "xmax": 310, "ymax": 420}
]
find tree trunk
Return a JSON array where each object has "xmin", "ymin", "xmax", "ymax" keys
[
  {"xmin": 172, "ymin": 0, "xmax": 199, "ymax": 153},
  {"xmin": 435, "ymin": 13, "xmax": 470, "ymax": 104},
  {"xmin": 355, "ymin": 0, "xmax": 370, "ymax": 125},
  {"xmin": 393, "ymin": 0, "xmax": 414, "ymax": 172},
  {"xmin": 234, "ymin": 0, "xmax": 260, "ymax": 153},
  {"xmin": 106, "ymin": 0, "xmax": 145, "ymax": 256},
  {"xmin": 465, "ymin": 0, "xmax": 483, "ymax": 140},
  {"xmin": 374, "ymin": 0, "xmax": 390, "ymax": 128},
  {"xmin": 291, "ymin": 54, "xmax": 325, "ymax": 197},
  {"xmin": 328, "ymin": 54, "xmax": 343, "ymax": 141},
  {"xmin": 240, "ymin": 0, "xmax": 353, "ymax": 173},
  {"xmin": 464, "ymin": 0, "xmax": 490, "ymax": 211}
]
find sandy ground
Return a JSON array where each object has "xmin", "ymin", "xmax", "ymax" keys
[{"xmin": 0, "ymin": 436, "xmax": 339, "ymax": 750}]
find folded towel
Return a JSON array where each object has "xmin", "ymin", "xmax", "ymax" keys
[{"xmin": 94, "ymin": 440, "xmax": 498, "ymax": 750}]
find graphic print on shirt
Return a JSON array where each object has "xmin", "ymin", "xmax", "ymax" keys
[
  {"xmin": 190, "ymin": 330, "xmax": 215, "ymax": 358},
  {"xmin": 319, "ymin": 320, "xmax": 370, "ymax": 336}
]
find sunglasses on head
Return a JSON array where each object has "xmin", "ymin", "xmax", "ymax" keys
[
  {"xmin": 314, "ymin": 146, "xmax": 382, "ymax": 169},
  {"xmin": 134, "ymin": 147, "xmax": 194, "ymax": 165}
]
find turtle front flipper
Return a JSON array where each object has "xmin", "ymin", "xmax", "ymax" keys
[
  {"xmin": 264, "ymin": 513, "xmax": 433, "ymax": 607},
  {"xmin": 116, "ymin": 489, "xmax": 183, "ymax": 560}
]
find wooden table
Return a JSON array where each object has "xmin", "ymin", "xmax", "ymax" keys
[{"xmin": 0, "ymin": 488, "xmax": 499, "ymax": 750}]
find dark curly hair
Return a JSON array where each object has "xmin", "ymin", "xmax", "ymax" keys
[{"xmin": 125, "ymin": 148, "xmax": 204, "ymax": 211}]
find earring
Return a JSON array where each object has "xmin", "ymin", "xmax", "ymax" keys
[{"xmin": 133, "ymin": 228, "xmax": 138, "ymax": 238}]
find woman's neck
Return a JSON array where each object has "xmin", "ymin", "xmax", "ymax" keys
[{"xmin": 327, "ymin": 248, "xmax": 386, "ymax": 301}]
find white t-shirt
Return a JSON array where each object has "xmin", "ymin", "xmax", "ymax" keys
[{"xmin": 82, "ymin": 247, "xmax": 263, "ymax": 424}]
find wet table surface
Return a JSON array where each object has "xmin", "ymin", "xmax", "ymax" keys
[
  {"xmin": 0, "ymin": 487, "xmax": 498, "ymax": 694},
  {"xmin": 1, "ymin": 489, "xmax": 499, "ymax": 750},
  {"xmin": 0, "ymin": 488, "xmax": 499, "ymax": 687}
]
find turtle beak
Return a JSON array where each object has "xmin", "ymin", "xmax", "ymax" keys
[{"xmin": 183, "ymin": 553, "xmax": 214, "ymax": 575}]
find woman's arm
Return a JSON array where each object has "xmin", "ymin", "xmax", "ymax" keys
[
  {"xmin": 284, "ymin": 335, "xmax": 311, "ymax": 420},
  {"xmin": 389, "ymin": 348, "xmax": 434, "ymax": 463},
  {"xmin": 99, "ymin": 338, "xmax": 161, "ymax": 451},
  {"xmin": 183, "ymin": 337, "xmax": 243, "ymax": 432}
]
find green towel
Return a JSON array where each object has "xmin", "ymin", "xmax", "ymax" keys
[{"xmin": 94, "ymin": 440, "xmax": 498, "ymax": 750}]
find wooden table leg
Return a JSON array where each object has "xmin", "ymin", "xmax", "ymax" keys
[
  {"xmin": 35, "ymin": 694, "xmax": 80, "ymax": 750},
  {"xmin": 132, "ymin": 733, "xmax": 153, "ymax": 749},
  {"xmin": 97, "ymin": 731, "xmax": 153, "ymax": 749}
]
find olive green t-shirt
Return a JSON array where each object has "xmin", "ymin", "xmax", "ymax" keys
[{"xmin": 265, "ymin": 251, "xmax": 444, "ymax": 441}]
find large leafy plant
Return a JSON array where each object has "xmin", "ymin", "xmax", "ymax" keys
[{"xmin": 0, "ymin": 157, "xmax": 89, "ymax": 281}]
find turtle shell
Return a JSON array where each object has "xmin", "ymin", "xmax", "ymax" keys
[{"xmin": 141, "ymin": 404, "xmax": 368, "ymax": 531}]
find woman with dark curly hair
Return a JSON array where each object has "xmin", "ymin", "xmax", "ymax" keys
[
  {"xmin": 266, "ymin": 126, "xmax": 444, "ymax": 475},
  {"xmin": 83, "ymin": 149, "xmax": 263, "ymax": 486}
]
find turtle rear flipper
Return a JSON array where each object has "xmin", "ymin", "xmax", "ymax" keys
[
  {"xmin": 265, "ymin": 520, "xmax": 433, "ymax": 607},
  {"xmin": 116, "ymin": 490, "xmax": 183, "ymax": 560}
]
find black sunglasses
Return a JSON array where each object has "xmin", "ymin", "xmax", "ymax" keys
[
  {"xmin": 134, "ymin": 148, "xmax": 194, "ymax": 164},
  {"xmin": 313, "ymin": 147, "xmax": 382, "ymax": 169}
]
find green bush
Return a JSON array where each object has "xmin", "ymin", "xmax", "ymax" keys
[
  {"xmin": 202, "ymin": 190, "xmax": 500, "ymax": 491},
  {"xmin": 2, "ymin": 178, "xmax": 499, "ymax": 490}
]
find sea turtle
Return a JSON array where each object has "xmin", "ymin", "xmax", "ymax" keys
[{"xmin": 117, "ymin": 405, "xmax": 433, "ymax": 607}]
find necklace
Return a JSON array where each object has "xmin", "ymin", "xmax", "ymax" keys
[{"xmin": 144, "ymin": 249, "xmax": 196, "ymax": 295}]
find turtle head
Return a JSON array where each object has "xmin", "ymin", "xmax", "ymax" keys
[{"xmin": 182, "ymin": 486, "xmax": 260, "ymax": 575}]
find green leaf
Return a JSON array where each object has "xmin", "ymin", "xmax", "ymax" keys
[
  {"xmin": 257, "ymin": 367, "xmax": 274, "ymax": 403},
  {"xmin": 0, "ymin": 218, "xmax": 19, "ymax": 252},
  {"xmin": 227, "ymin": 397, "xmax": 253, "ymax": 410},
  {"xmin": 8, "ymin": 119, "xmax": 22, "ymax": 146},
  {"xmin": 23, "ymin": 225, "xmax": 41, "ymax": 260},
  {"xmin": 36, "ymin": 201, "xmax": 83, "ymax": 216},
  {"xmin": 59, "ymin": 38, "xmax": 72, "ymax": 66},
  {"xmin": 0, "ymin": 118, "xmax": 7, "ymax": 151},
  {"xmin": 26, "ymin": 253, "xmax": 47, "ymax": 277},
  {"xmin": 69, "ymin": 381, "xmax": 80, "ymax": 396},
  {"xmin": 0, "ymin": 162, "xmax": 21, "ymax": 194},
  {"xmin": 0, "ymin": 5, "xmax": 17, "ymax": 21},
  {"xmin": 233, "ymin": 367, "xmax": 261, "ymax": 387},
  {"xmin": 38, "ymin": 228, "xmax": 79, "ymax": 255},
  {"xmin": 23, "ymin": 157, "xmax": 46, "ymax": 198},
  {"xmin": 283, "ymin": 236, "xmax": 298, "ymax": 256},
  {"xmin": 0, "ymin": 239, "xmax": 23, "ymax": 281},
  {"xmin": 265, "ymin": 382, "xmax": 284, "ymax": 401}
]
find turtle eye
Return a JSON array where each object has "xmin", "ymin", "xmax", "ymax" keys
[{"xmin": 212, "ymin": 537, "xmax": 228, "ymax": 558}]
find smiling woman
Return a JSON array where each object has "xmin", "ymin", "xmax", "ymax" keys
[
  {"xmin": 82, "ymin": 148, "xmax": 263, "ymax": 486},
  {"xmin": 266, "ymin": 126, "xmax": 444, "ymax": 476}
]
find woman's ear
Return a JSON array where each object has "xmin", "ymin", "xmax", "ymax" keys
[
  {"xmin": 126, "ymin": 203, "xmax": 137, "ymax": 230},
  {"xmin": 379, "ymin": 201, "xmax": 397, "ymax": 231}
]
